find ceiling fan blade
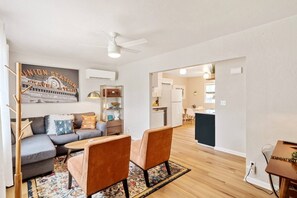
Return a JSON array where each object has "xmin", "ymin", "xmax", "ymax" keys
[
  {"xmin": 80, "ymin": 43, "xmax": 107, "ymax": 48},
  {"xmin": 120, "ymin": 38, "xmax": 148, "ymax": 48},
  {"xmin": 121, "ymin": 47, "xmax": 140, "ymax": 53}
]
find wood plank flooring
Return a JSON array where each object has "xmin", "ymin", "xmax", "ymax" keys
[
  {"xmin": 149, "ymin": 123, "xmax": 272, "ymax": 198},
  {"xmin": 6, "ymin": 123, "xmax": 272, "ymax": 197}
]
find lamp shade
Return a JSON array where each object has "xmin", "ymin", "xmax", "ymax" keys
[
  {"xmin": 108, "ymin": 44, "xmax": 121, "ymax": 58},
  {"xmin": 87, "ymin": 91, "xmax": 100, "ymax": 99}
]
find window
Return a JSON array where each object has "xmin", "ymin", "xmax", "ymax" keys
[{"xmin": 205, "ymin": 83, "xmax": 215, "ymax": 104}]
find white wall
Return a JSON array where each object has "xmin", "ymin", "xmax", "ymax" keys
[
  {"xmin": 118, "ymin": 15, "xmax": 297, "ymax": 186},
  {"xmin": 0, "ymin": 19, "xmax": 12, "ymax": 198},
  {"xmin": 186, "ymin": 77, "xmax": 215, "ymax": 109},
  {"xmin": 215, "ymin": 58, "xmax": 246, "ymax": 157},
  {"xmin": 9, "ymin": 52, "xmax": 116, "ymax": 117}
]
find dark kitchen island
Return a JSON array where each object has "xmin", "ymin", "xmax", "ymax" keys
[{"xmin": 195, "ymin": 110, "xmax": 215, "ymax": 147}]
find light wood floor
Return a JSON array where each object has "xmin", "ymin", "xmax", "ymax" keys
[
  {"xmin": 7, "ymin": 124, "xmax": 272, "ymax": 198},
  {"xmin": 149, "ymin": 123, "xmax": 272, "ymax": 198}
]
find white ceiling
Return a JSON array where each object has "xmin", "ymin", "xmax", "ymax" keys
[{"xmin": 1, "ymin": 0, "xmax": 297, "ymax": 67}]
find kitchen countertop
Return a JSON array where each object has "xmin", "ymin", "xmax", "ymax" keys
[
  {"xmin": 195, "ymin": 109, "xmax": 215, "ymax": 115},
  {"xmin": 152, "ymin": 106, "xmax": 167, "ymax": 109}
]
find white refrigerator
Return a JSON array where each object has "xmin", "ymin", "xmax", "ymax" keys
[
  {"xmin": 171, "ymin": 89, "xmax": 183, "ymax": 127},
  {"xmin": 159, "ymin": 85, "xmax": 183, "ymax": 127}
]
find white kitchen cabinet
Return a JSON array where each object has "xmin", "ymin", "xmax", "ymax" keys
[
  {"xmin": 151, "ymin": 110, "xmax": 164, "ymax": 128},
  {"xmin": 152, "ymin": 86, "xmax": 162, "ymax": 97}
]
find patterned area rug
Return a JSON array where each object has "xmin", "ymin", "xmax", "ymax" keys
[{"xmin": 27, "ymin": 155, "xmax": 190, "ymax": 198}]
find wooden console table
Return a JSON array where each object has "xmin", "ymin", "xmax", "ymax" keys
[{"xmin": 265, "ymin": 140, "xmax": 297, "ymax": 198}]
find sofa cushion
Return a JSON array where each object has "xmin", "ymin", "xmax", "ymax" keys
[
  {"xmin": 12, "ymin": 134, "xmax": 56, "ymax": 166},
  {"xmin": 81, "ymin": 115, "xmax": 97, "ymax": 129},
  {"xmin": 29, "ymin": 117, "xmax": 46, "ymax": 134},
  {"xmin": 54, "ymin": 120, "xmax": 74, "ymax": 135},
  {"xmin": 45, "ymin": 114, "xmax": 74, "ymax": 135},
  {"xmin": 49, "ymin": 133, "xmax": 78, "ymax": 145},
  {"xmin": 11, "ymin": 119, "xmax": 34, "ymax": 140},
  {"xmin": 73, "ymin": 112, "xmax": 95, "ymax": 129},
  {"xmin": 75, "ymin": 129, "xmax": 102, "ymax": 140}
]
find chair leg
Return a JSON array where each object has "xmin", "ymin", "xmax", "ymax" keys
[
  {"xmin": 143, "ymin": 170, "xmax": 150, "ymax": 187},
  {"xmin": 122, "ymin": 179, "xmax": 130, "ymax": 198},
  {"xmin": 68, "ymin": 172, "xmax": 72, "ymax": 189},
  {"xmin": 165, "ymin": 161, "xmax": 171, "ymax": 175}
]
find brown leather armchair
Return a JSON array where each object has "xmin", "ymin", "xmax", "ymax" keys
[
  {"xmin": 67, "ymin": 135, "xmax": 131, "ymax": 198},
  {"xmin": 130, "ymin": 126, "xmax": 173, "ymax": 187}
]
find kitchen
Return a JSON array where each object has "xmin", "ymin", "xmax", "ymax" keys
[
  {"xmin": 150, "ymin": 64, "xmax": 216, "ymax": 140},
  {"xmin": 150, "ymin": 58, "xmax": 246, "ymax": 154}
]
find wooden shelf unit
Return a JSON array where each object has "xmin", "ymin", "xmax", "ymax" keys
[{"xmin": 100, "ymin": 85, "xmax": 124, "ymax": 135}]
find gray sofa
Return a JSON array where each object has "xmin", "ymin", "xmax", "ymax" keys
[{"xmin": 11, "ymin": 112, "xmax": 106, "ymax": 180}]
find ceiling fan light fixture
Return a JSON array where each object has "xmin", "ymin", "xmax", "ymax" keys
[
  {"xmin": 108, "ymin": 44, "xmax": 121, "ymax": 58},
  {"xmin": 203, "ymin": 72, "xmax": 210, "ymax": 79}
]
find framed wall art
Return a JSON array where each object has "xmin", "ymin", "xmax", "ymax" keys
[{"xmin": 21, "ymin": 64, "xmax": 79, "ymax": 103}]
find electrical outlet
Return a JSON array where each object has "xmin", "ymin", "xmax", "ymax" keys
[{"xmin": 250, "ymin": 161, "xmax": 256, "ymax": 174}]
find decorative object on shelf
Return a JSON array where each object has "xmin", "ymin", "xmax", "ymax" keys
[
  {"xmin": 152, "ymin": 97, "xmax": 159, "ymax": 107},
  {"xmin": 87, "ymin": 91, "xmax": 100, "ymax": 99},
  {"xmin": 107, "ymin": 115, "xmax": 114, "ymax": 121},
  {"xmin": 103, "ymin": 88, "xmax": 121, "ymax": 97},
  {"xmin": 114, "ymin": 110, "xmax": 120, "ymax": 120},
  {"xmin": 21, "ymin": 64, "xmax": 79, "ymax": 103},
  {"xmin": 111, "ymin": 101, "xmax": 120, "ymax": 109}
]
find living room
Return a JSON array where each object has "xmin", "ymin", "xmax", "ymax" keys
[{"xmin": 1, "ymin": 1, "xmax": 297, "ymax": 198}]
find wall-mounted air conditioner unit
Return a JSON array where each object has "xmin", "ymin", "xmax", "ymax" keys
[{"xmin": 86, "ymin": 69, "xmax": 116, "ymax": 81}]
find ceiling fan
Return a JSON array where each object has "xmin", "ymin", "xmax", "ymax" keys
[{"xmin": 99, "ymin": 32, "xmax": 147, "ymax": 58}]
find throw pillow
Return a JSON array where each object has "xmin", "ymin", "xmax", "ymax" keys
[
  {"xmin": 54, "ymin": 120, "xmax": 74, "ymax": 135},
  {"xmin": 81, "ymin": 115, "xmax": 97, "ymax": 129},
  {"xmin": 45, "ymin": 114, "xmax": 74, "ymax": 135},
  {"xmin": 11, "ymin": 119, "xmax": 33, "ymax": 139},
  {"xmin": 73, "ymin": 112, "xmax": 95, "ymax": 129}
]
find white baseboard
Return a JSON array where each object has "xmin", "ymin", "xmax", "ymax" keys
[
  {"xmin": 245, "ymin": 175, "xmax": 279, "ymax": 191},
  {"xmin": 214, "ymin": 146, "xmax": 246, "ymax": 158},
  {"xmin": 196, "ymin": 142, "xmax": 214, "ymax": 149}
]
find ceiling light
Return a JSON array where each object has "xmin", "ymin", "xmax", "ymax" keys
[
  {"xmin": 203, "ymin": 72, "xmax": 210, "ymax": 79},
  {"xmin": 180, "ymin": 69, "xmax": 187, "ymax": 75},
  {"xmin": 108, "ymin": 44, "xmax": 121, "ymax": 58}
]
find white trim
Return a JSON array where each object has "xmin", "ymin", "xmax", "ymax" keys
[
  {"xmin": 245, "ymin": 176, "xmax": 279, "ymax": 191},
  {"xmin": 196, "ymin": 141, "xmax": 214, "ymax": 149},
  {"xmin": 214, "ymin": 146, "xmax": 246, "ymax": 158}
]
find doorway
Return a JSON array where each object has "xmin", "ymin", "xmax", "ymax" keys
[{"xmin": 149, "ymin": 57, "xmax": 246, "ymax": 157}]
